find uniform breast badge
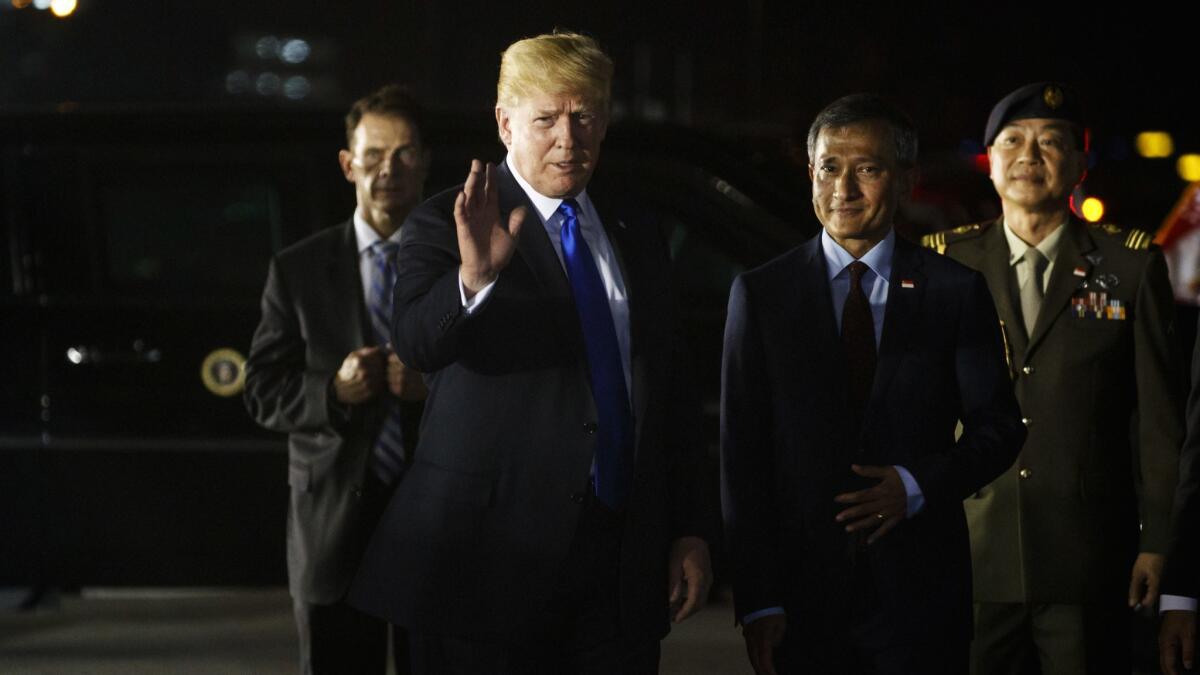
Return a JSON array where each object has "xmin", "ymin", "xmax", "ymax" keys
[{"xmin": 1070, "ymin": 269, "xmax": 1126, "ymax": 320}]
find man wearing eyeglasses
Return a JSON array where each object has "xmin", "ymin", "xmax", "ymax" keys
[{"xmin": 244, "ymin": 84, "xmax": 429, "ymax": 675}]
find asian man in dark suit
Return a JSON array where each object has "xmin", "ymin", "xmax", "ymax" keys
[
  {"xmin": 721, "ymin": 94, "xmax": 1025, "ymax": 675},
  {"xmin": 347, "ymin": 32, "xmax": 714, "ymax": 675},
  {"xmin": 244, "ymin": 85, "xmax": 428, "ymax": 675}
]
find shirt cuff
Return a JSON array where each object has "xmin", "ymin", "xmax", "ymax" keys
[
  {"xmin": 742, "ymin": 607, "xmax": 785, "ymax": 625},
  {"xmin": 1161, "ymin": 595, "xmax": 1199, "ymax": 613},
  {"xmin": 894, "ymin": 465, "xmax": 924, "ymax": 517},
  {"xmin": 458, "ymin": 270, "xmax": 496, "ymax": 314}
]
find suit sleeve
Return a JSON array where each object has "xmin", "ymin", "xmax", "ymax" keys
[
  {"xmin": 390, "ymin": 195, "xmax": 487, "ymax": 372},
  {"xmin": 721, "ymin": 274, "xmax": 786, "ymax": 620},
  {"xmin": 1133, "ymin": 248, "xmax": 1184, "ymax": 553},
  {"xmin": 907, "ymin": 271, "xmax": 1025, "ymax": 507},
  {"xmin": 1164, "ymin": 313, "xmax": 1200, "ymax": 598},
  {"xmin": 243, "ymin": 257, "xmax": 347, "ymax": 434}
]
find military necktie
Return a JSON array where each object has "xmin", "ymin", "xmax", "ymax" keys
[
  {"xmin": 558, "ymin": 199, "xmax": 633, "ymax": 510},
  {"xmin": 368, "ymin": 240, "xmax": 407, "ymax": 485},
  {"xmin": 1019, "ymin": 247, "xmax": 1048, "ymax": 337}
]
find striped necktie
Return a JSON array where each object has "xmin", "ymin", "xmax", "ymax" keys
[{"xmin": 368, "ymin": 240, "xmax": 407, "ymax": 485}]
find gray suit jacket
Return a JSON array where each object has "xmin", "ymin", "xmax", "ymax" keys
[{"xmin": 244, "ymin": 220, "xmax": 421, "ymax": 603}]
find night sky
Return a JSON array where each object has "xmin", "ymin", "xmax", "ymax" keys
[{"xmin": 2, "ymin": 1, "xmax": 1195, "ymax": 228}]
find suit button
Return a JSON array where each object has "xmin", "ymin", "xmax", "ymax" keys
[
  {"xmin": 1022, "ymin": 365, "xmax": 1034, "ymax": 375},
  {"xmin": 570, "ymin": 492, "xmax": 586, "ymax": 504},
  {"xmin": 1021, "ymin": 417, "xmax": 1033, "ymax": 427},
  {"xmin": 584, "ymin": 422, "xmax": 598, "ymax": 435},
  {"xmin": 354, "ymin": 488, "xmax": 363, "ymax": 498},
  {"xmin": 1018, "ymin": 468, "xmax": 1032, "ymax": 479}
]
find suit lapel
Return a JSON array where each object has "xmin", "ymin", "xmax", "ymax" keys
[
  {"xmin": 329, "ymin": 221, "xmax": 369, "ymax": 350},
  {"xmin": 496, "ymin": 162, "xmax": 580, "ymax": 343},
  {"xmin": 794, "ymin": 236, "xmax": 851, "ymax": 417},
  {"xmin": 1026, "ymin": 221, "xmax": 1094, "ymax": 356},
  {"xmin": 863, "ymin": 237, "xmax": 925, "ymax": 424}
]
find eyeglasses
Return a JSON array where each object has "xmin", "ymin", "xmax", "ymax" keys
[{"xmin": 352, "ymin": 146, "xmax": 423, "ymax": 172}]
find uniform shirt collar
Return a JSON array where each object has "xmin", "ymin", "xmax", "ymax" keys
[
  {"xmin": 1002, "ymin": 218, "xmax": 1066, "ymax": 266},
  {"xmin": 821, "ymin": 228, "xmax": 895, "ymax": 283}
]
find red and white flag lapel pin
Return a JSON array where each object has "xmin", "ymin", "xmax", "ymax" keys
[
  {"xmin": 1073, "ymin": 266, "xmax": 1087, "ymax": 277},
  {"xmin": 900, "ymin": 279, "xmax": 916, "ymax": 289}
]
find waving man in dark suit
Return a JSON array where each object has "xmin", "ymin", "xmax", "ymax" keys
[{"xmin": 348, "ymin": 31, "xmax": 713, "ymax": 675}]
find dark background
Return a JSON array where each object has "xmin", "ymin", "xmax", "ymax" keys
[{"xmin": 2, "ymin": 1, "xmax": 1197, "ymax": 231}]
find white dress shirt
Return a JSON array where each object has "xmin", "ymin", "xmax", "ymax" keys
[{"xmin": 458, "ymin": 156, "xmax": 632, "ymax": 395}]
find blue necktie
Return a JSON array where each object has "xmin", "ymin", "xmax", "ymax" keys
[
  {"xmin": 558, "ymin": 199, "xmax": 633, "ymax": 509},
  {"xmin": 368, "ymin": 240, "xmax": 407, "ymax": 485}
]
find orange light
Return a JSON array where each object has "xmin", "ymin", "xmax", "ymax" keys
[
  {"xmin": 49, "ymin": 0, "xmax": 75, "ymax": 17},
  {"xmin": 12, "ymin": 0, "xmax": 33, "ymax": 8},
  {"xmin": 1081, "ymin": 197, "xmax": 1105, "ymax": 223}
]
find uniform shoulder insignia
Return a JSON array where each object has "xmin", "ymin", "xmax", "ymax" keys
[
  {"xmin": 1088, "ymin": 222, "xmax": 1152, "ymax": 251},
  {"xmin": 921, "ymin": 221, "xmax": 989, "ymax": 255},
  {"xmin": 1122, "ymin": 228, "xmax": 1152, "ymax": 250},
  {"xmin": 920, "ymin": 231, "xmax": 947, "ymax": 255}
]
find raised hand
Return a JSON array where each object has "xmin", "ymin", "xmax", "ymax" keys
[{"xmin": 454, "ymin": 160, "xmax": 526, "ymax": 297}]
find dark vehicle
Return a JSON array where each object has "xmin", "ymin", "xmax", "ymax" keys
[{"xmin": 0, "ymin": 107, "xmax": 812, "ymax": 586}]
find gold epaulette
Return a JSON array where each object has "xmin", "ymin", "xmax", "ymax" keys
[
  {"xmin": 1123, "ymin": 228, "xmax": 1152, "ymax": 250},
  {"xmin": 920, "ymin": 232, "xmax": 947, "ymax": 255},
  {"xmin": 921, "ymin": 223, "xmax": 985, "ymax": 255}
]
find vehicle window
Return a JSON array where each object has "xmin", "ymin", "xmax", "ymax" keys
[
  {"xmin": 95, "ymin": 168, "xmax": 283, "ymax": 295},
  {"xmin": 662, "ymin": 213, "xmax": 747, "ymax": 303}
]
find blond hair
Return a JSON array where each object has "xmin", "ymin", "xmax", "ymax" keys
[{"xmin": 496, "ymin": 31, "xmax": 613, "ymax": 109}]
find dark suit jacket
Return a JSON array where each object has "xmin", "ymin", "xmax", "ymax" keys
[
  {"xmin": 347, "ymin": 162, "xmax": 708, "ymax": 642},
  {"xmin": 926, "ymin": 218, "xmax": 1183, "ymax": 603},
  {"xmin": 721, "ymin": 233, "xmax": 1025, "ymax": 647},
  {"xmin": 244, "ymin": 221, "xmax": 421, "ymax": 604},
  {"xmin": 1164, "ymin": 315, "xmax": 1200, "ymax": 601}
]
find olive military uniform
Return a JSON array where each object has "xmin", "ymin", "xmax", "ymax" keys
[{"xmin": 923, "ymin": 217, "xmax": 1183, "ymax": 672}]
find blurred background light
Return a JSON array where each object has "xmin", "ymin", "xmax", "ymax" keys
[
  {"xmin": 280, "ymin": 39, "xmax": 310, "ymax": 64},
  {"xmin": 282, "ymin": 75, "xmax": 310, "ymax": 100},
  {"xmin": 1137, "ymin": 131, "xmax": 1174, "ymax": 158},
  {"xmin": 255, "ymin": 36, "xmax": 280, "ymax": 60},
  {"xmin": 255, "ymin": 72, "xmax": 280, "ymax": 96},
  {"xmin": 49, "ymin": 0, "xmax": 74, "ymax": 16},
  {"xmin": 224, "ymin": 70, "xmax": 251, "ymax": 95},
  {"xmin": 1081, "ymin": 196, "xmax": 1105, "ymax": 222},
  {"xmin": 1178, "ymin": 154, "xmax": 1200, "ymax": 182}
]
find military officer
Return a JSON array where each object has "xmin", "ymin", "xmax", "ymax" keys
[{"xmin": 922, "ymin": 82, "xmax": 1183, "ymax": 674}]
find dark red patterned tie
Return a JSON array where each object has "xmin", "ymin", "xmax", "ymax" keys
[{"xmin": 842, "ymin": 261, "xmax": 876, "ymax": 425}]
